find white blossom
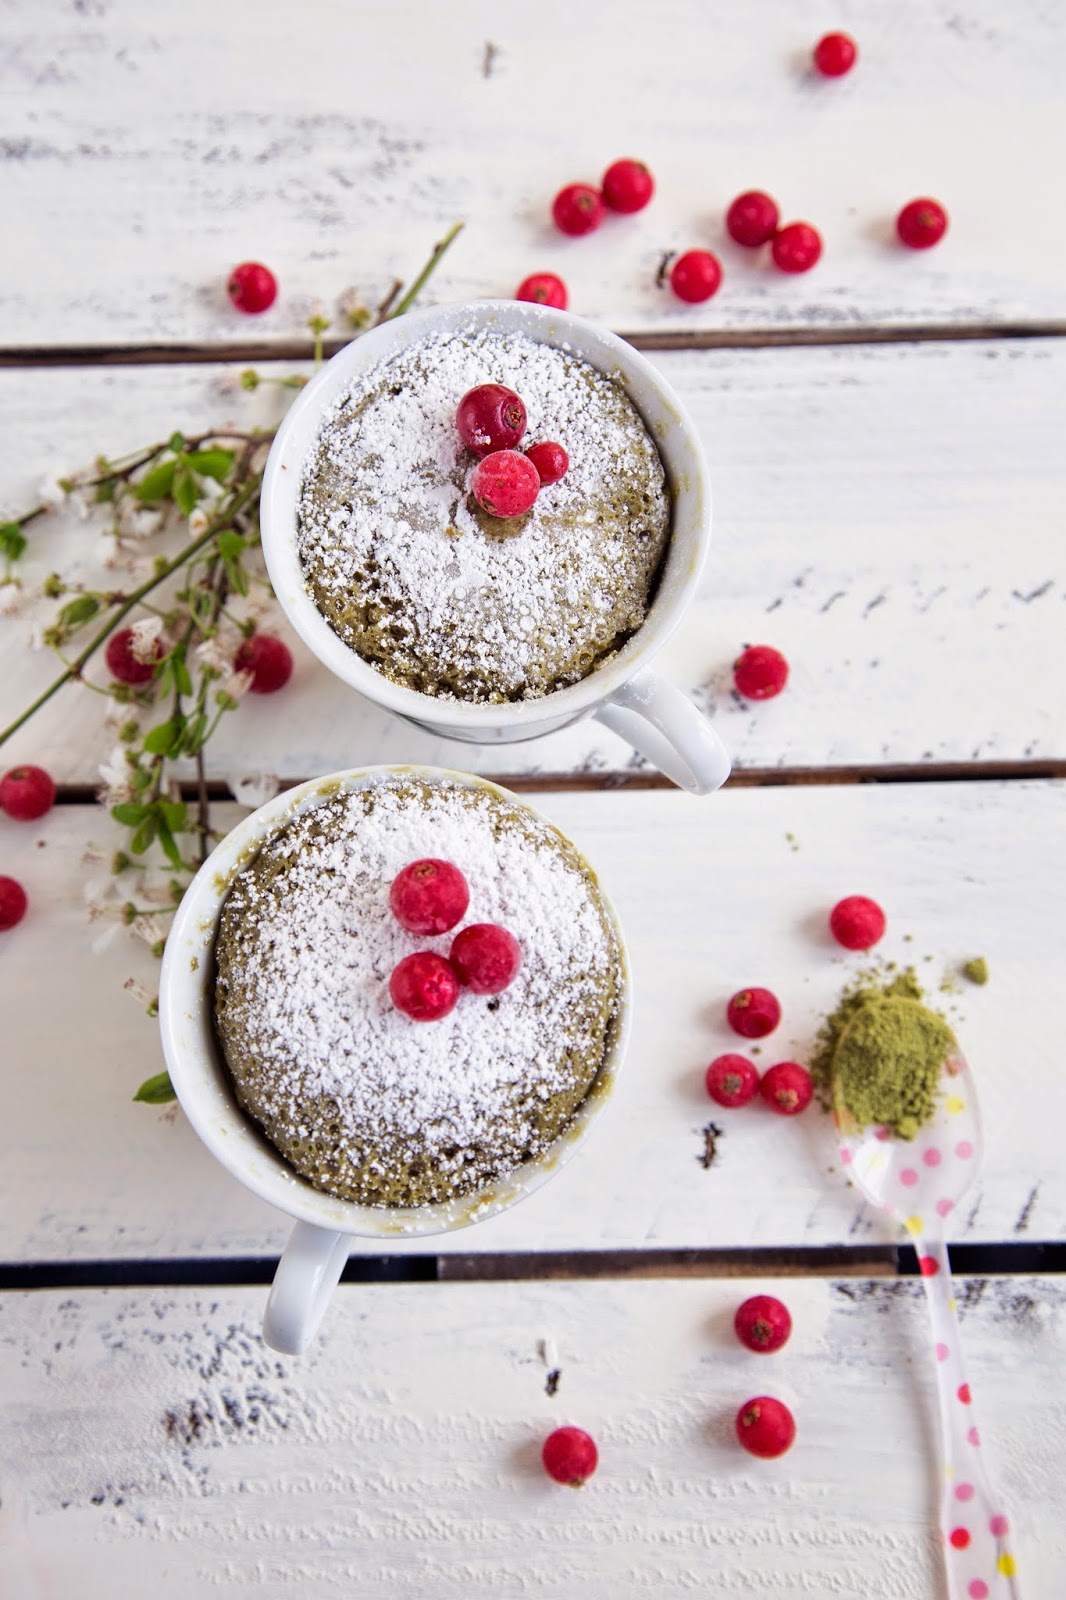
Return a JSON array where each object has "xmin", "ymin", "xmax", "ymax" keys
[
  {"xmin": 117, "ymin": 503, "xmax": 163, "ymax": 540},
  {"xmin": 123, "ymin": 977, "xmax": 155, "ymax": 1008},
  {"xmin": 0, "ymin": 580, "xmax": 21, "ymax": 615},
  {"xmin": 221, "ymin": 667, "xmax": 254, "ymax": 702},
  {"xmin": 35, "ymin": 470, "xmax": 69, "ymax": 511},
  {"xmin": 195, "ymin": 633, "xmax": 238, "ymax": 676},
  {"xmin": 131, "ymin": 913, "xmax": 168, "ymax": 949},
  {"xmin": 188, "ymin": 507, "xmax": 210, "ymax": 536},
  {"xmin": 130, "ymin": 615, "xmax": 164, "ymax": 662},
  {"xmin": 228, "ymin": 771, "xmax": 280, "ymax": 808},
  {"xmin": 97, "ymin": 744, "xmax": 136, "ymax": 807}
]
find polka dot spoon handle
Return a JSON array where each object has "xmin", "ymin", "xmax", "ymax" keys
[
  {"xmin": 916, "ymin": 1232, "xmax": 1021, "ymax": 1598},
  {"xmin": 834, "ymin": 1047, "xmax": 1021, "ymax": 1597}
]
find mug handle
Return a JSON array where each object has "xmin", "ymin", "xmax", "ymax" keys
[
  {"xmin": 593, "ymin": 666, "xmax": 731, "ymax": 794},
  {"xmin": 263, "ymin": 1221, "xmax": 352, "ymax": 1354}
]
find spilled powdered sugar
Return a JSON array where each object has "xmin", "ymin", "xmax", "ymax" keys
[
  {"xmin": 214, "ymin": 780, "xmax": 622, "ymax": 1208},
  {"xmin": 297, "ymin": 326, "xmax": 670, "ymax": 702}
]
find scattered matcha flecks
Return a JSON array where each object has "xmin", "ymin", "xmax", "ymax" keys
[
  {"xmin": 962, "ymin": 957, "xmax": 989, "ymax": 986},
  {"xmin": 809, "ymin": 968, "xmax": 957, "ymax": 1141},
  {"xmin": 785, "ymin": 831, "xmax": 800, "ymax": 853}
]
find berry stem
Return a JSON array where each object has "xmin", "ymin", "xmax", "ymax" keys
[
  {"xmin": 0, "ymin": 474, "xmax": 261, "ymax": 752},
  {"xmin": 387, "ymin": 221, "xmax": 464, "ymax": 322}
]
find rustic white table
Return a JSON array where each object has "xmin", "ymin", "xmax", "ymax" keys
[{"xmin": 2, "ymin": 4, "xmax": 1064, "ymax": 1595}]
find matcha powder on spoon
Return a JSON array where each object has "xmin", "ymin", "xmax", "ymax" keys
[{"xmin": 810, "ymin": 969, "xmax": 958, "ymax": 1141}]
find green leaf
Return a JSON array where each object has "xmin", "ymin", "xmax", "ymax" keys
[
  {"xmin": 168, "ymin": 432, "xmax": 186, "ymax": 454},
  {"xmin": 133, "ymin": 1071, "xmax": 176, "ymax": 1105},
  {"xmin": 181, "ymin": 712, "xmax": 208, "ymax": 754},
  {"xmin": 173, "ymin": 653, "xmax": 193, "ymax": 697},
  {"xmin": 0, "ymin": 521, "xmax": 27, "ymax": 562},
  {"xmin": 136, "ymin": 459, "xmax": 177, "ymax": 504},
  {"xmin": 215, "ymin": 529, "xmax": 245, "ymax": 562},
  {"xmin": 94, "ymin": 479, "xmax": 116, "ymax": 503},
  {"xmin": 111, "ymin": 801, "xmax": 148, "ymax": 826},
  {"xmin": 134, "ymin": 765, "xmax": 153, "ymax": 792},
  {"xmin": 130, "ymin": 814, "xmax": 159, "ymax": 855},
  {"xmin": 186, "ymin": 447, "xmax": 235, "ymax": 483},
  {"xmin": 143, "ymin": 716, "xmax": 184, "ymax": 755},
  {"xmin": 156, "ymin": 818, "xmax": 183, "ymax": 869},
  {"xmin": 155, "ymin": 655, "xmax": 174, "ymax": 696},
  {"xmin": 58, "ymin": 593, "xmax": 100, "ymax": 628},
  {"xmin": 173, "ymin": 463, "xmax": 200, "ymax": 517},
  {"xmin": 157, "ymin": 799, "xmax": 187, "ymax": 831},
  {"xmin": 223, "ymin": 556, "xmax": 250, "ymax": 597}
]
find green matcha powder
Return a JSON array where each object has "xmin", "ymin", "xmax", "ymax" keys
[{"xmin": 810, "ymin": 969, "xmax": 957, "ymax": 1140}]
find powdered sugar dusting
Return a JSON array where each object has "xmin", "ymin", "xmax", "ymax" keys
[
  {"xmin": 214, "ymin": 779, "xmax": 623, "ymax": 1208},
  {"xmin": 297, "ymin": 326, "xmax": 670, "ymax": 702}
]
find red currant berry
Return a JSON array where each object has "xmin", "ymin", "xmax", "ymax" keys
[
  {"xmin": 760, "ymin": 1062, "xmax": 813, "ymax": 1117},
  {"xmin": 456, "ymin": 384, "xmax": 528, "ymax": 458},
  {"xmin": 226, "ymin": 261, "xmax": 277, "ymax": 315},
  {"xmin": 726, "ymin": 191, "xmax": 780, "ymax": 248},
  {"xmin": 0, "ymin": 875, "xmax": 28, "ymax": 930},
  {"xmin": 389, "ymin": 951, "xmax": 461, "ymax": 1022},
  {"xmin": 541, "ymin": 1426, "xmax": 598, "ymax": 1486},
  {"xmin": 525, "ymin": 441, "xmax": 569, "ymax": 486},
  {"xmin": 515, "ymin": 272, "xmax": 568, "ymax": 310},
  {"xmin": 390, "ymin": 859, "xmax": 470, "ymax": 936},
  {"xmin": 449, "ymin": 923, "xmax": 522, "ymax": 995},
  {"xmin": 0, "ymin": 764, "xmax": 56, "ymax": 822},
  {"xmin": 705, "ymin": 1054, "xmax": 760, "ymax": 1108},
  {"xmin": 813, "ymin": 32, "xmax": 858, "ymax": 77},
  {"xmin": 471, "ymin": 450, "xmax": 540, "ymax": 519},
  {"xmin": 829, "ymin": 895, "xmax": 886, "ymax": 951},
  {"xmin": 727, "ymin": 988, "xmax": 781, "ymax": 1040},
  {"xmin": 235, "ymin": 634, "xmax": 293, "ymax": 694},
  {"xmin": 669, "ymin": 250, "xmax": 722, "ymax": 304},
  {"xmin": 771, "ymin": 224, "xmax": 822, "ymax": 274},
  {"xmin": 735, "ymin": 1295, "xmax": 792, "ymax": 1353},
  {"xmin": 734, "ymin": 645, "xmax": 789, "ymax": 701},
  {"xmin": 551, "ymin": 184, "xmax": 605, "ymax": 237},
  {"xmin": 896, "ymin": 198, "xmax": 949, "ymax": 250},
  {"xmin": 105, "ymin": 626, "xmax": 162, "ymax": 687},
  {"xmin": 601, "ymin": 159, "xmax": 655, "ymax": 215},
  {"xmin": 736, "ymin": 1396, "xmax": 796, "ymax": 1458}
]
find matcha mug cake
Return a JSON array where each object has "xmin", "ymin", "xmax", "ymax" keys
[
  {"xmin": 260, "ymin": 300, "xmax": 729, "ymax": 794},
  {"xmin": 159, "ymin": 766, "xmax": 630, "ymax": 1354}
]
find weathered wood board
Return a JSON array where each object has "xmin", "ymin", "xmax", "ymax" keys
[
  {"xmin": 1, "ymin": 1277, "xmax": 1059, "ymax": 1596},
  {"xmin": 3, "ymin": 781, "xmax": 1061, "ymax": 1262}
]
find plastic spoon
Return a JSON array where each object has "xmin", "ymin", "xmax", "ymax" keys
[{"xmin": 832, "ymin": 1022, "xmax": 1022, "ymax": 1599}]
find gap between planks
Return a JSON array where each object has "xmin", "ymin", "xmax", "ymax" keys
[
  {"xmin": 3, "ymin": 1241, "xmax": 1064, "ymax": 1291},
  {"xmin": 2, "ymin": 322, "xmax": 1066, "ymax": 370},
  {"xmin": 48, "ymin": 759, "xmax": 1066, "ymax": 806}
]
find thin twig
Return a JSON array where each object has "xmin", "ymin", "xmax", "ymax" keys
[
  {"xmin": 0, "ymin": 475, "xmax": 261, "ymax": 751},
  {"xmin": 388, "ymin": 222, "xmax": 464, "ymax": 321},
  {"xmin": 373, "ymin": 278, "xmax": 404, "ymax": 324}
]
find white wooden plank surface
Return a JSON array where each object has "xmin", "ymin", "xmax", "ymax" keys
[
  {"xmin": 3, "ymin": 0, "xmax": 1064, "ymax": 347},
  {"xmin": 2, "ymin": 338, "xmax": 1064, "ymax": 782},
  {"xmin": 3, "ymin": 780, "xmax": 1062, "ymax": 1262},
  {"xmin": 1, "ymin": 1277, "xmax": 1060, "ymax": 1597}
]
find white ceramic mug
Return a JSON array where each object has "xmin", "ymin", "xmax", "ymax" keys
[
  {"xmin": 259, "ymin": 300, "xmax": 730, "ymax": 795},
  {"xmin": 158, "ymin": 766, "xmax": 631, "ymax": 1355}
]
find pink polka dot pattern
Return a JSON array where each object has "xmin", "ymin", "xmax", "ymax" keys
[
  {"xmin": 935, "ymin": 1342, "xmax": 950, "ymax": 1362},
  {"xmin": 923, "ymin": 1147, "xmax": 942, "ymax": 1167},
  {"xmin": 949, "ymin": 1526, "xmax": 970, "ymax": 1549},
  {"xmin": 936, "ymin": 1198, "xmax": 955, "ymax": 1217},
  {"xmin": 967, "ymin": 1425, "xmax": 981, "ymax": 1446},
  {"xmin": 955, "ymin": 1482, "xmax": 974, "ymax": 1501},
  {"xmin": 840, "ymin": 1147, "xmax": 853, "ymax": 1165},
  {"xmin": 919, "ymin": 1255, "xmax": 939, "ymax": 1277},
  {"xmin": 958, "ymin": 1383, "xmax": 972, "ymax": 1404},
  {"xmin": 900, "ymin": 1168, "xmax": 918, "ymax": 1187},
  {"xmin": 955, "ymin": 1140, "xmax": 975, "ymax": 1159},
  {"xmin": 989, "ymin": 1514, "xmax": 1009, "ymax": 1537},
  {"xmin": 968, "ymin": 1583, "xmax": 989, "ymax": 1599}
]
